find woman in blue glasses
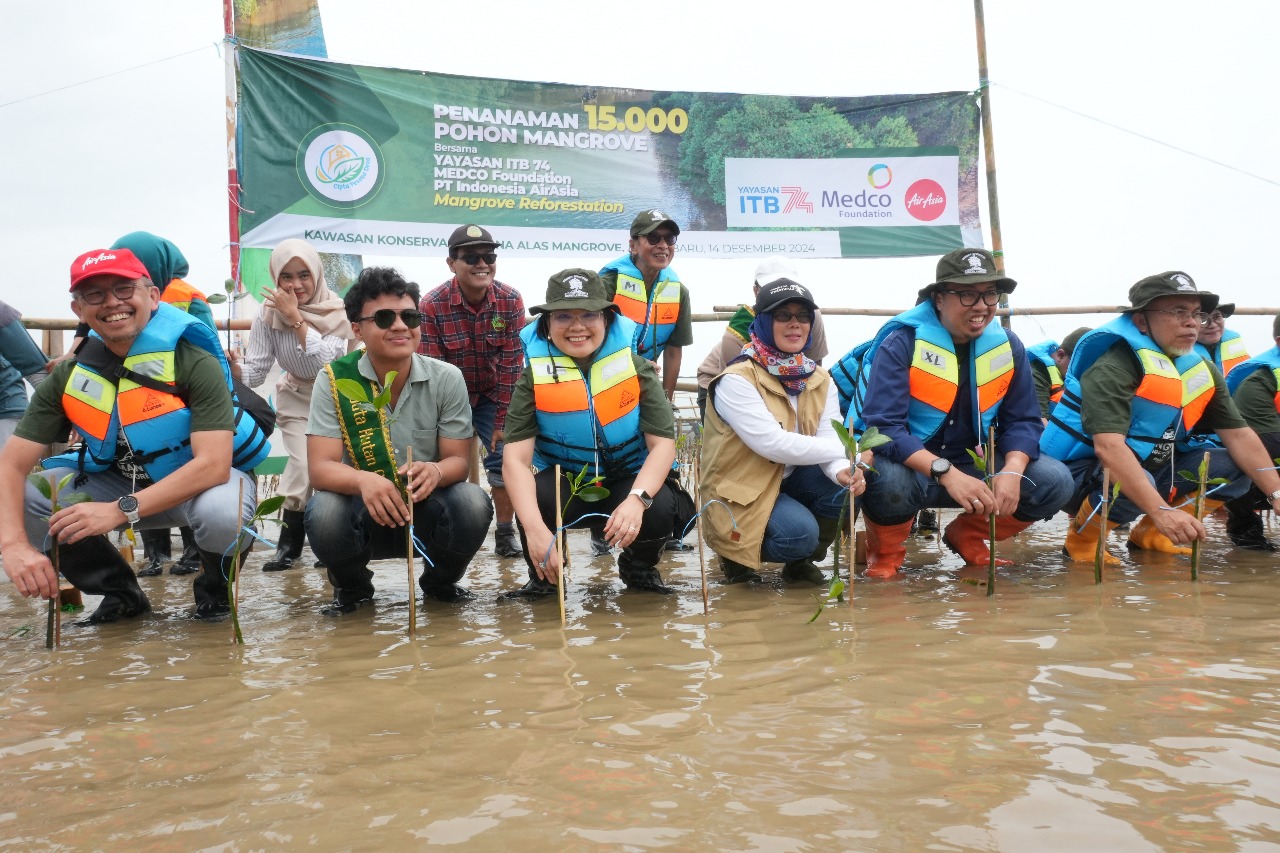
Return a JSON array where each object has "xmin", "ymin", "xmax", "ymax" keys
[
  {"xmin": 502, "ymin": 268, "xmax": 680, "ymax": 598},
  {"xmin": 231, "ymin": 238, "xmax": 352, "ymax": 572},
  {"xmin": 700, "ymin": 278, "xmax": 863, "ymax": 586}
]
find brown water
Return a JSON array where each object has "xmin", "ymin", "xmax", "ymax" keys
[{"xmin": 2, "ymin": 514, "xmax": 1279, "ymax": 851}]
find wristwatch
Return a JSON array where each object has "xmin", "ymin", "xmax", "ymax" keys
[
  {"xmin": 117, "ymin": 494, "xmax": 141, "ymax": 525},
  {"xmin": 929, "ymin": 458, "xmax": 952, "ymax": 482},
  {"xmin": 628, "ymin": 488, "xmax": 654, "ymax": 509},
  {"xmin": 1268, "ymin": 489, "xmax": 1280, "ymax": 505}
]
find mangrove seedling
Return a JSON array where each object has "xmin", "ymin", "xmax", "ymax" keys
[
  {"xmin": 204, "ymin": 277, "xmax": 252, "ymax": 351},
  {"xmin": 28, "ymin": 472, "xmax": 91, "ymax": 648},
  {"xmin": 1178, "ymin": 451, "xmax": 1229, "ymax": 581},
  {"xmin": 228, "ymin": 492, "xmax": 287, "ymax": 644}
]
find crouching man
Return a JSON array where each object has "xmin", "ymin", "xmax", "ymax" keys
[
  {"xmin": 304, "ymin": 267, "xmax": 493, "ymax": 615},
  {"xmin": 0, "ymin": 248, "xmax": 266, "ymax": 624}
]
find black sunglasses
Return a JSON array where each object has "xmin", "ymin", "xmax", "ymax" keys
[
  {"xmin": 641, "ymin": 232, "xmax": 677, "ymax": 246},
  {"xmin": 355, "ymin": 309, "xmax": 423, "ymax": 329},
  {"xmin": 455, "ymin": 251, "xmax": 497, "ymax": 265}
]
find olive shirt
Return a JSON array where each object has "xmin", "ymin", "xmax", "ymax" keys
[
  {"xmin": 599, "ymin": 269, "xmax": 695, "ymax": 354},
  {"xmin": 1030, "ymin": 359, "xmax": 1056, "ymax": 420},
  {"xmin": 1079, "ymin": 342, "xmax": 1247, "ymax": 438},
  {"xmin": 1231, "ymin": 368, "xmax": 1280, "ymax": 435},
  {"xmin": 15, "ymin": 342, "xmax": 234, "ymax": 444},
  {"xmin": 306, "ymin": 352, "xmax": 474, "ymax": 465},
  {"xmin": 504, "ymin": 354, "xmax": 676, "ymax": 447}
]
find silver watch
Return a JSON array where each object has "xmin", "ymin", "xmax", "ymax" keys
[
  {"xmin": 117, "ymin": 494, "xmax": 141, "ymax": 525},
  {"xmin": 1269, "ymin": 489, "xmax": 1280, "ymax": 504}
]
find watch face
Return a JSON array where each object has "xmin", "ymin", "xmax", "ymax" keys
[{"xmin": 118, "ymin": 495, "xmax": 139, "ymax": 513}]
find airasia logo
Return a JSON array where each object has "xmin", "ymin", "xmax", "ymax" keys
[{"xmin": 904, "ymin": 179, "xmax": 947, "ymax": 222}]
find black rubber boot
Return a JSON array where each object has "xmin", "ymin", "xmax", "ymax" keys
[
  {"xmin": 720, "ymin": 555, "xmax": 762, "ymax": 585},
  {"xmin": 193, "ymin": 547, "xmax": 236, "ymax": 621},
  {"xmin": 136, "ymin": 528, "xmax": 172, "ymax": 577},
  {"xmin": 617, "ymin": 545, "xmax": 674, "ymax": 594},
  {"xmin": 263, "ymin": 509, "xmax": 305, "ymax": 572},
  {"xmin": 1226, "ymin": 497, "xmax": 1276, "ymax": 551},
  {"xmin": 171, "ymin": 526, "xmax": 201, "ymax": 576},
  {"xmin": 915, "ymin": 509, "xmax": 939, "ymax": 534},
  {"xmin": 320, "ymin": 550, "xmax": 376, "ymax": 616},
  {"xmin": 494, "ymin": 522, "xmax": 522, "ymax": 558},
  {"xmin": 589, "ymin": 526, "xmax": 613, "ymax": 557},
  {"xmin": 782, "ymin": 515, "xmax": 840, "ymax": 585},
  {"xmin": 418, "ymin": 540, "xmax": 475, "ymax": 603},
  {"xmin": 56, "ymin": 534, "xmax": 151, "ymax": 624}
]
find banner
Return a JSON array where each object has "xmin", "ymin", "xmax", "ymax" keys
[{"xmin": 237, "ymin": 47, "xmax": 982, "ymax": 259}]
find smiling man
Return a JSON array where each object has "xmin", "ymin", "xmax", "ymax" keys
[
  {"xmin": 417, "ymin": 224, "xmax": 525, "ymax": 560},
  {"xmin": 1043, "ymin": 272, "xmax": 1280, "ymax": 563},
  {"xmin": 0, "ymin": 248, "xmax": 268, "ymax": 624},
  {"xmin": 305, "ymin": 266, "xmax": 492, "ymax": 616},
  {"xmin": 852, "ymin": 248, "xmax": 1073, "ymax": 577}
]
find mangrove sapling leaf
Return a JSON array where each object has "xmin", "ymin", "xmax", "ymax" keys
[
  {"xmin": 257, "ymin": 495, "xmax": 287, "ymax": 519},
  {"xmin": 334, "ymin": 379, "xmax": 370, "ymax": 404},
  {"xmin": 29, "ymin": 474, "xmax": 52, "ymax": 500},
  {"xmin": 808, "ymin": 578, "xmax": 846, "ymax": 624},
  {"xmin": 966, "ymin": 447, "xmax": 987, "ymax": 474},
  {"xmin": 227, "ymin": 494, "xmax": 291, "ymax": 645},
  {"xmin": 577, "ymin": 486, "xmax": 610, "ymax": 502},
  {"xmin": 61, "ymin": 493, "xmax": 92, "ymax": 506}
]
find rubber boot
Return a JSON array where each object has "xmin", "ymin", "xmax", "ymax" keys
[
  {"xmin": 320, "ymin": 556, "xmax": 376, "ymax": 616},
  {"xmin": 56, "ymin": 534, "xmax": 151, "ymax": 624},
  {"xmin": 1127, "ymin": 496, "xmax": 1225, "ymax": 555},
  {"xmin": 493, "ymin": 522, "xmax": 522, "ymax": 558},
  {"xmin": 782, "ymin": 515, "xmax": 841, "ymax": 585},
  {"xmin": 263, "ymin": 509, "xmax": 305, "ymax": 572},
  {"xmin": 193, "ymin": 547, "xmax": 236, "ymax": 621},
  {"xmin": 863, "ymin": 518, "xmax": 915, "ymax": 578},
  {"xmin": 916, "ymin": 509, "xmax": 939, "ymax": 534},
  {"xmin": 1063, "ymin": 499, "xmax": 1121, "ymax": 565},
  {"xmin": 136, "ymin": 528, "xmax": 172, "ymax": 577},
  {"xmin": 617, "ymin": 547, "xmax": 674, "ymax": 594},
  {"xmin": 1225, "ymin": 497, "xmax": 1276, "ymax": 551},
  {"xmin": 171, "ymin": 526, "xmax": 201, "ymax": 576},
  {"xmin": 720, "ymin": 555, "xmax": 762, "ymax": 585},
  {"xmin": 943, "ymin": 513, "xmax": 1034, "ymax": 566},
  {"xmin": 589, "ymin": 525, "xmax": 613, "ymax": 557}
]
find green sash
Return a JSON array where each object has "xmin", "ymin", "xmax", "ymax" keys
[{"xmin": 325, "ymin": 351, "xmax": 402, "ymax": 488}]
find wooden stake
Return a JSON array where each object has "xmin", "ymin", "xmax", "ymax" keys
[
  {"xmin": 1096, "ymin": 468, "xmax": 1111, "ymax": 585},
  {"xmin": 232, "ymin": 477, "xmax": 244, "ymax": 644},
  {"xmin": 986, "ymin": 425, "xmax": 996, "ymax": 597},
  {"xmin": 1191, "ymin": 451, "xmax": 1209, "ymax": 582},
  {"xmin": 406, "ymin": 446, "xmax": 417, "ymax": 637},
  {"xmin": 555, "ymin": 465, "xmax": 565, "ymax": 625},
  {"xmin": 694, "ymin": 454, "xmax": 708, "ymax": 616}
]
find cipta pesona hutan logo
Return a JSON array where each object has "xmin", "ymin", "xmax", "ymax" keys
[{"xmin": 296, "ymin": 123, "xmax": 385, "ymax": 208}]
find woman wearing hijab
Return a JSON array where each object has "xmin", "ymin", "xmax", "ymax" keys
[
  {"xmin": 700, "ymin": 277, "xmax": 864, "ymax": 585},
  {"xmin": 501, "ymin": 269, "xmax": 679, "ymax": 598},
  {"xmin": 231, "ymin": 239, "xmax": 353, "ymax": 571}
]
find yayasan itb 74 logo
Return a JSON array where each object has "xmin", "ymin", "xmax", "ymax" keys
[{"xmin": 296, "ymin": 123, "xmax": 385, "ymax": 208}]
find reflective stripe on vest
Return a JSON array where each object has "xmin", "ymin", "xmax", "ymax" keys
[
  {"xmin": 601, "ymin": 255, "xmax": 682, "ymax": 360},
  {"xmin": 1226, "ymin": 346, "xmax": 1280, "ymax": 416}
]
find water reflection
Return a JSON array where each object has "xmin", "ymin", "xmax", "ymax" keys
[{"xmin": 1, "ymin": 516, "xmax": 1278, "ymax": 848}]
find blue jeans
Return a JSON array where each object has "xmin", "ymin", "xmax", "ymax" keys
[
  {"xmin": 759, "ymin": 465, "xmax": 849, "ymax": 563},
  {"xmin": 1066, "ymin": 446, "xmax": 1254, "ymax": 525},
  {"xmin": 305, "ymin": 481, "xmax": 493, "ymax": 595},
  {"xmin": 862, "ymin": 454, "xmax": 1074, "ymax": 526},
  {"xmin": 471, "ymin": 395, "xmax": 505, "ymax": 488}
]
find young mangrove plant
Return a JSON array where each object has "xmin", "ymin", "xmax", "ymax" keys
[
  {"xmin": 1177, "ymin": 451, "xmax": 1229, "ymax": 581},
  {"xmin": 27, "ymin": 472, "xmax": 91, "ymax": 648},
  {"xmin": 228, "ymin": 491, "xmax": 287, "ymax": 644}
]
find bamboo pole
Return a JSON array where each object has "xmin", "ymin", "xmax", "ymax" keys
[
  {"xmin": 1096, "ymin": 468, "xmax": 1111, "ymax": 584},
  {"xmin": 694, "ymin": 454, "xmax": 708, "ymax": 616},
  {"xmin": 986, "ymin": 425, "xmax": 997, "ymax": 597},
  {"xmin": 223, "ymin": 0, "xmax": 242, "ymax": 288},
  {"xmin": 232, "ymin": 477, "xmax": 244, "ymax": 644},
  {"xmin": 406, "ymin": 447, "xmax": 417, "ymax": 636},
  {"xmin": 1191, "ymin": 451, "xmax": 1209, "ymax": 581},
  {"xmin": 555, "ymin": 465, "xmax": 565, "ymax": 625}
]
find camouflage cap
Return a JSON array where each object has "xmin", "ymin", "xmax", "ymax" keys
[
  {"xmin": 916, "ymin": 247, "xmax": 1017, "ymax": 303},
  {"xmin": 1125, "ymin": 271, "xmax": 1218, "ymax": 313},
  {"xmin": 530, "ymin": 268, "xmax": 620, "ymax": 315},
  {"xmin": 629, "ymin": 209, "xmax": 681, "ymax": 237}
]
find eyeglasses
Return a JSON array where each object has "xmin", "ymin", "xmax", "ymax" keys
[
  {"xmin": 355, "ymin": 309, "xmax": 423, "ymax": 329},
  {"xmin": 455, "ymin": 251, "xmax": 497, "ymax": 265},
  {"xmin": 641, "ymin": 232, "xmax": 677, "ymax": 246},
  {"xmin": 76, "ymin": 282, "xmax": 144, "ymax": 305},
  {"xmin": 939, "ymin": 289, "xmax": 1002, "ymax": 307},
  {"xmin": 1204, "ymin": 312, "xmax": 1227, "ymax": 324},
  {"xmin": 772, "ymin": 310, "xmax": 814, "ymax": 324},
  {"xmin": 550, "ymin": 311, "xmax": 603, "ymax": 325},
  {"xmin": 1144, "ymin": 308, "xmax": 1210, "ymax": 325}
]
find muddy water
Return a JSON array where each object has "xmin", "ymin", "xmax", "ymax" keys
[{"xmin": 2, "ymin": 513, "xmax": 1279, "ymax": 850}]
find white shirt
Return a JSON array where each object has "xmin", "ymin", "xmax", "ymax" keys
[
  {"xmin": 239, "ymin": 316, "xmax": 350, "ymax": 387},
  {"xmin": 713, "ymin": 373, "xmax": 848, "ymax": 484}
]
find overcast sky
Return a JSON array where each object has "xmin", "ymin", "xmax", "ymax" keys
[{"xmin": 4, "ymin": 0, "xmax": 1278, "ymax": 362}]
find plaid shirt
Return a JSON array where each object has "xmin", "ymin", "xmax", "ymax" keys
[{"xmin": 417, "ymin": 277, "xmax": 526, "ymax": 433}]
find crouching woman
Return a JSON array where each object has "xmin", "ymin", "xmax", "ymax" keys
[
  {"xmin": 700, "ymin": 278, "xmax": 864, "ymax": 585},
  {"xmin": 502, "ymin": 269, "xmax": 679, "ymax": 597}
]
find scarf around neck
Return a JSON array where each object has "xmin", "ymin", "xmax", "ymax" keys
[{"xmin": 736, "ymin": 313, "xmax": 816, "ymax": 396}]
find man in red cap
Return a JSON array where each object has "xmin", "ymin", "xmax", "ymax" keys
[{"xmin": 0, "ymin": 248, "xmax": 269, "ymax": 625}]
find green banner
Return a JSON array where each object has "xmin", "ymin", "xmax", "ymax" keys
[{"xmin": 238, "ymin": 46, "xmax": 981, "ymax": 259}]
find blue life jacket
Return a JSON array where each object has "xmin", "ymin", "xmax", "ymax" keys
[
  {"xmin": 600, "ymin": 255, "xmax": 683, "ymax": 361},
  {"xmin": 830, "ymin": 339, "xmax": 872, "ymax": 420},
  {"xmin": 45, "ymin": 303, "xmax": 270, "ymax": 479},
  {"xmin": 1041, "ymin": 315, "xmax": 1216, "ymax": 463},
  {"xmin": 1195, "ymin": 328, "xmax": 1250, "ymax": 378}
]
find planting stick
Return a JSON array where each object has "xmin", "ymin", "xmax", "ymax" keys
[
  {"xmin": 1096, "ymin": 468, "xmax": 1111, "ymax": 584},
  {"xmin": 1191, "ymin": 451, "xmax": 1209, "ymax": 581},
  {"xmin": 232, "ymin": 477, "xmax": 244, "ymax": 644},
  {"xmin": 406, "ymin": 447, "xmax": 417, "ymax": 637},
  {"xmin": 694, "ymin": 454, "xmax": 708, "ymax": 615},
  {"xmin": 987, "ymin": 425, "xmax": 996, "ymax": 597},
  {"xmin": 555, "ymin": 465, "xmax": 565, "ymax": 625}
]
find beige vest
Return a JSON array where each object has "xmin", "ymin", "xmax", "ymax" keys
[{"xmin": 700, "ymin": 359, "xmax": 831, "ymax": 568}]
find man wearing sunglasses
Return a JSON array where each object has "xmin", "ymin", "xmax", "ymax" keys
[
  {"xmin": 1195, "ymin": 300, "xmax": 1251, "ymax": 378},
  {"xmin": 853, "ymin": 248, "xmax": 1072, "ymax": 577},
  {"xmin": 600, "ymin": 209, "xmax": 693, "ymax": 401},
  {"xmin": 417, "ymin": 224, "xmax": 526, "ymax": 561},
  {"xmin": 306, "ymin": 267, "xmax": 493, "ymax": 615},
  {"xmin": 0, "ymin": 248, "xmax": 269, "ymax": 625},
  {"xmin": 1043, "ymin": 272, "xmax": 1280, "ymax": 562}
]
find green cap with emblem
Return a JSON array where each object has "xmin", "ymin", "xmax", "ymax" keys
[
  {"xmin": 629, "ymin": 209, "xmax": 681, "ymax": 237},
  {"xmin": 916, "ymin": 247, "xmax": 1017, "ymax": 303},
  {"xmin": 530, "ymin": 268, "xmax": 620, "ymax": 315},
  {"xmin": 1125, "ymin": 271, "xmax": 1218, "ymax": 313}
]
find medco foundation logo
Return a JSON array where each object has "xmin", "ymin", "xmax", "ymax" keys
[{"xmin": 296, "ymin": 123, "xmax": 384, "ymax": 208}]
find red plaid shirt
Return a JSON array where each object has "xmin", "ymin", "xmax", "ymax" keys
[{"xmin": 417, "ymin": 278, "xmax": 526, "ymax": 433}]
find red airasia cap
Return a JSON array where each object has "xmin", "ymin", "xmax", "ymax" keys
[{"xmin": 69, "ymin": 248, "xmax": 150, "ymax": 292}]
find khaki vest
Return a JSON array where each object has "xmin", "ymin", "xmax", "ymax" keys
[{"xmin": 700, "ymin": 360, "xmax": 831, "ymax": 569}]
